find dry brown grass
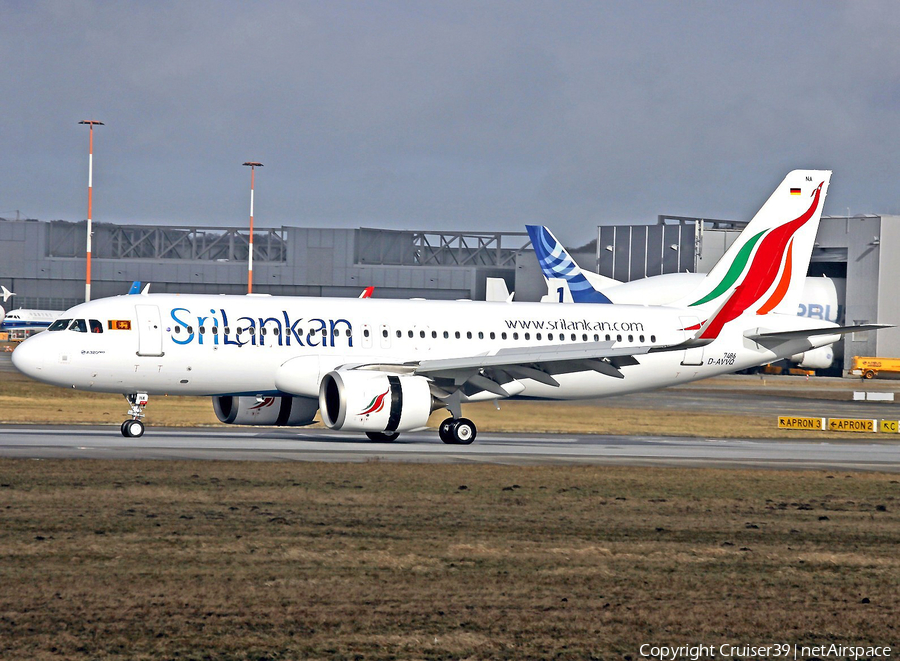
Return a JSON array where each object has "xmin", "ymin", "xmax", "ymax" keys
[{"xmin": 1, "ymin": 460, "xmax": 898, "ymax": 659}]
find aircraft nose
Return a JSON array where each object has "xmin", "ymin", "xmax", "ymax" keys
[{"xmin": 11, "ymin": 336, "xmax": 46, "ymax": 378}]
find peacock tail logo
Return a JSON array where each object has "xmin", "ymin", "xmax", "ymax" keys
[
  {"xmin": 696, "ymin": 181, "xmax": 824, "ymax": 339},
  {"xmin": 359, "ymin": 390, "xmax": 390, "ymax": 416}
]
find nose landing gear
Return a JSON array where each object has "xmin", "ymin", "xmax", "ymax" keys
[{"xmin": 121, "ymin": 393, "xmax": 149, "ymax": 437}]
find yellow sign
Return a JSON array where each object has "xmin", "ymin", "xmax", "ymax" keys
[
  {"xmin": 880, "ymin": 420, "xmax": 899, "ymax": 433},
  {"xmin": 828, "ymin": 418, "xmax": 876, "ymax": 433},
  {"xmin": 108, "ymin": 320, "xmax": 132, "ymax": 330},
  {"xmin": 778, "ymin": 416, "xmax": 825, "ymax": 430}
]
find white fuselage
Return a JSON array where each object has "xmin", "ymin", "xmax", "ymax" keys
[
  {"xmin": 12, "ymin": 293, "xmax": 836, "ymax": 401},
  {"xmin": 0, "ymin": 308, "xmax": 61, "ymax": 332}
]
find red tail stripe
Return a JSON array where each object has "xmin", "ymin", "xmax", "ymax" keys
[{"xmin": 699, "ymin": 182, "xmax": 822, "ymax": 339}]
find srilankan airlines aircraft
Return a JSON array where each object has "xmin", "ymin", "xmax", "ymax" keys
[
  {"xmin": 527, "ymin": 223, "xmax": 846, "ymax": 370},
  {"xmin": 11, "ymin": 171, "xmax": 887, "ymax": 442}
]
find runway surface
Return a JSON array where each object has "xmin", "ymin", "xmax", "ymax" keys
[
  {"xmin": 4, "ymin": 349, "xmax": 900, "ymax": 470},
  {"xmin": 2, "ymin": 424, "xmax": 899, "ymax": 471}
]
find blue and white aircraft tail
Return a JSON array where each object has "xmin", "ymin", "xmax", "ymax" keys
[{"xmin": 526, "ymin": 225, "xmax": 618, "ymax": 304}]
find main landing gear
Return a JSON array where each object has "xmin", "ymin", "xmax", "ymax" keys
[
  {"xmin": 121, "ymin": 392, "xmax": 149, "ymax": 438},
  {"xmin": 438, "ymin": 417, "xmax": 477, "ymax": 445}
]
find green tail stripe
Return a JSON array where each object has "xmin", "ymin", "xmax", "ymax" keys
[{"xmin": 689, "ymin": 230, "xmax": 766, "ymax": 306}]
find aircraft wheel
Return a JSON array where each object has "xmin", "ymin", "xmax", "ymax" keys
[
  {"xmin": 366, "ymin": 431, "xmax": 399, "ymax": 442},
  {"xmin": 439, "ymin": 418, "xmax": 456, "ymax": 444},
  {"xmin": 451, "ymin": 418, "xmax": 476, "ymax": 445},
  {"xmin": 122, "ymin": 419, "xmax": 145, "ymax": 438}
]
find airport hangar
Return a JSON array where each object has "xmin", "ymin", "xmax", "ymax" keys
[{"xmin": 0, "ymin": 213, "xmax": 898, "ymax": 372}]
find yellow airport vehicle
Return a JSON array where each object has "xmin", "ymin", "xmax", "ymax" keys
[
  {"xmin": 850, "ymin": 356, "xmax": 900, "ymax": 380},
  {"xmin": 761, "ymin": 364, "xmax": 815, "ymax": 376}
]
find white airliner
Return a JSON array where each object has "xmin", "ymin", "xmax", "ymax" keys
[
  {"xmin": 11, "ymin": 171, "xmax": 887, "ymax": 442},
  {"xmin": 527, "ymin": 225, "xmax": 846, "ymax": 369},
  {"xmin": 0, "ymin": 287, "xmax": 63, "ymax": 333}
]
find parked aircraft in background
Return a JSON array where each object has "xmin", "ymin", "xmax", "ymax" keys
[
  {"xmin": 12, "ymin": 171, "xmax": 886, "ymax": 442},
  {"xmin": 0, "ymin": 309, "xmax": 61, "ymax": 333},
  {"xmin": 0, "ymin": 287, "xmax": 63, "ymax": 334},
  {"xmin": 527, "ymin": 225, "xmax": 845, "ymax": 370}
]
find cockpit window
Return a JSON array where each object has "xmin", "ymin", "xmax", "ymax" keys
[
  {"xmin": 69, "ymin": 319, "xmax": 87, "ymax": 333},
  {"xmin": 48, "ymin": 319, "xmax": 71, "ymax": 331},
  {"xmin": 89, "ymin": 319, "xmax": 103, "ymax": 333}
]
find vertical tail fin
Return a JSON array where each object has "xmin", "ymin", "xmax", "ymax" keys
[
  {"xmin": 526, "ymin": 225, "xmax": 616, "ymax": 303},
  {"xmin": 681, "ymin": 170, "xmax": 832, "ymax": 339}
]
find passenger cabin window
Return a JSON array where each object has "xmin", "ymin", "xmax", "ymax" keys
[
  {"xmin": 89, "ymin": 320, "xmax": 103, "ymax": 333},
  {"xmin": 48, "ymin": 319, "xmax": 71, "ymax": 331}
]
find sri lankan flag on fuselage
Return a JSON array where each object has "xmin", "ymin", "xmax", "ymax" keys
[{"xmin": 674, "ymin": 171, "xmax": 831, "ymax": 340}]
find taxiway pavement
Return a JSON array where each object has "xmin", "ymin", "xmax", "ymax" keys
[{"xmin": 1, "ymin": 425, "xmax": 899, "ymax": 471}]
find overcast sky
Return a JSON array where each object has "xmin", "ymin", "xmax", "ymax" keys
[{"xmin": 2, "ymin": 1, "xmax": 899, "ymax": 243}]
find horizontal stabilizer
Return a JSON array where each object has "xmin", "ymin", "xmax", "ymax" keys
[{"xmin": 745, "ymin": 324, "xmax": 891, "ymax": 342}]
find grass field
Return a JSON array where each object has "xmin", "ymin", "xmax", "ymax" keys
[{"xmin": 1, "ymin": 459, "xmax": 898, "ymax": 660}]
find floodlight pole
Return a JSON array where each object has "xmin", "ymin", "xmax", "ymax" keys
[
  {"xmin": 79, "ymin": 120, "xmax": 104, "ymax": 302},
  {"xmin": 242, "ymin": 162, "xmax": 263, "ymax": 294}
]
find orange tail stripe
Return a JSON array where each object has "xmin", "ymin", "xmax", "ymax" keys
[{"xmin": 757, "ymin": 240, "xmax": 793, "ymax": 315}]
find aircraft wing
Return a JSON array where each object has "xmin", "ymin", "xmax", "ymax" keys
[
  {"xmin": 381, "ymin": 339, "xmax": 687, "ymax": 396},
  {"xmin": 414, "ymin": 340, "xmax": 644, "ymax": 373}
]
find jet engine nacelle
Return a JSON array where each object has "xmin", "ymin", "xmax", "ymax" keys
[
  {"xmin": 212, "ymin": 395, "xmax": 318, "ymax": 426},
  {"xmin": 319, "ymin": 370, "xmax": 437, "ymax": 433},
  {"xmin": 790, "ymin": 345, "xmax": 835, "ymax": 370}
]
